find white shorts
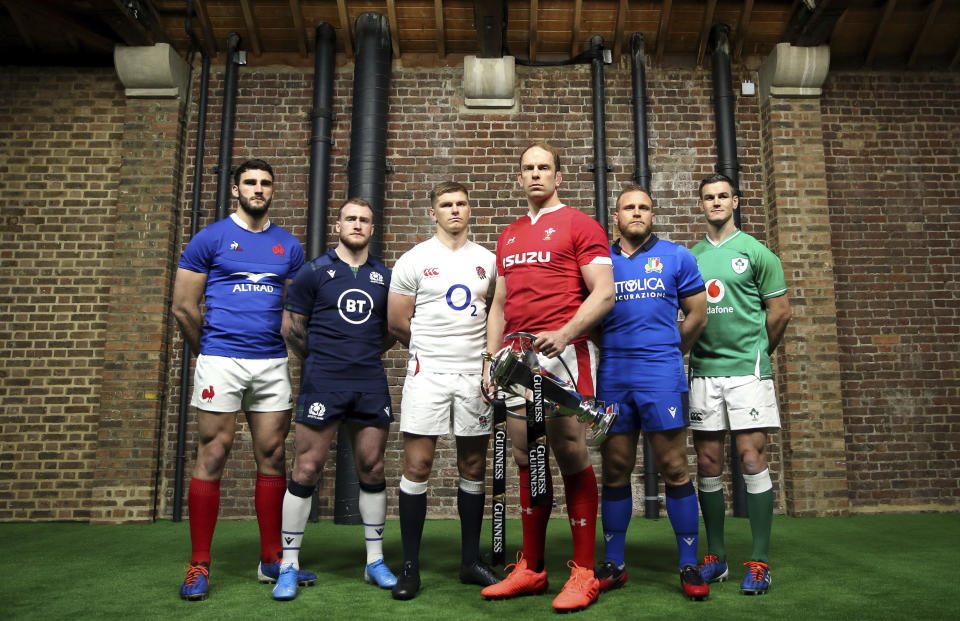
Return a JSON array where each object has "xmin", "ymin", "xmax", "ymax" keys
[
  {"xmin": 400, "ymin": 372, "xmax": 492, "ymax": 437},
  {"xmin": 502, "ymin": 340, "xmax": 598, "ymax": 410},
  {"xmin": 688, "ymin": 375, "xmax": 781, "ymax": 432},
  {"xmin": 191, "ymin": 354, "xmax": 294, "ymax": 413}
]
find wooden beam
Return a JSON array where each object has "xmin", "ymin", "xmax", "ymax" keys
[
  {"xmin": 239, "ymin": 0, "xmax": 262, "ymax": 56},
  {"xmin": 529, "ymin": 0, "xmax": 538, "ymax": 61},
  {"xmin": 289, "ymin": 0, "xmax": 307, "ymax": 56},
  {"xmin": 865, "ymin": 0, "xmax": 897, "ymax": 66},
  {"xmin": 696, "ymin": 0, "xmax": 717, "ymax": 67},
  {"xmin": 613, "ymin": 0, "xmax": 627, "ymax": 63},
  {"xmin": 192, "ymin": 0, "xmax": 218, "ymax": 55},
  {"xmin": 733, "ymin": 0, "xmax": 755, "ymax": 62},
  {"xmin": 386, "ymin": 0, "xmax": 401, "ymax": 59},
  {"xmin": 2, "ymin": 1, "xmax": 36, "ymax": 52},
  {"xmin": 5, "ymin": 0, "xmax": 115, "ymax": 53},
  {"xmin": 570, "ymin": 0, "xmax": 582, "ymax": 56},
  {"xmin": 110, "ymin": 0, "xmax": 167, "ymax": 45},
  {"xmin": 434, "ymin": 0, "xmax": 445, "ymax": 58},
  {"xmin": 654, "ymin": 0, "xmax": 673, "ymax": 66},
  {"xmin": 907, "ymin": 0, "xmax": 942, "ymax": 67},
  {"xmin": 337, "ymin": 0, "xmax": 353, "ymax": 58}
]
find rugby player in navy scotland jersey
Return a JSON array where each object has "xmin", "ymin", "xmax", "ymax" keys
[
  {"xmin": 172, "ymin": 159, "xmax": 307, "ymax": 601},
  {"xmin": 270, "ymin": 198, "xmax": 398, "ymax": 601},
  {"xmin": 594, "ymin": 185, "xmax": 708, "ymax": 600}
]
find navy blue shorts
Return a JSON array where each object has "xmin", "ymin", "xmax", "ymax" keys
[
  {"xmin": 295, "ymin": 391, "xmax": 394, "ymax": 429},
  {"xmin": 600, "ymin": 390, "xmax": 689, "ymax": 434}
]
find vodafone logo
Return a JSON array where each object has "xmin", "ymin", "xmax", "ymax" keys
[
  {"xmin": 423, "ymin": 267, "xmax": 439, "ymax": 277},
  {"xmin": 706, "ymin": 279, "xmax": 725, "ymax": 303}
]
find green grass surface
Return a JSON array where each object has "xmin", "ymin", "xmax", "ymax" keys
[{"xmin": 1, "ymin": 514, "xmax": 957, "ymax": 620}]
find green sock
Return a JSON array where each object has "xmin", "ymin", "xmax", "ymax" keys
[
  {"xmin": 698, "ymin": 487, "xmax": 727, "ymax": 561},
  {"xmin": 746, "ymin": 489, "xmax": 774, "ymax": 563}
]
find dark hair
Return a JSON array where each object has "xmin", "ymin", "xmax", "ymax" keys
[
  {"xmin": 615, "ymin": 184, "xmax": 653, "ymax": 209},
  {"xmin": 429, "ymin": 181, "xmax": 470, "ymax": 206},
  {"xmin": 698, "ymin": 173, "xmax": 737, "ymax": 199},
  {"xmin": 337, "ymin": 196, "xmax": 374, "ymax": 220},
  {"xmin": 519, "ymin": 141, "xmax": 561, "ymax": 172},
  {"xmin": 233, "ymin": 159, "xmax": 274, "ymax": 186}
]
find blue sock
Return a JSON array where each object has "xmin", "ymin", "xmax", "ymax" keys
[
  {"xmin": 665, "ymin": 481, "xmax": 699, "ymax": 568},
  {"xmin": 601, "ymin": 484, "xmax": 632, "ymax": 567}
]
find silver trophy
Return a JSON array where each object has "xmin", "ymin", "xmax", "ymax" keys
[{"xmin": 483, "ymin": 332, "xmax": 618, "ymax": 445}]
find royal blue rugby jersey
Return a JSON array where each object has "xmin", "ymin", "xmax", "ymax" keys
[
  {"xmin": 285, "ymin": 247, "xmax": 391, "ymax": 393},
  {"xmin": 178, "ymin": 214, "xmax": 305, "ymax": 358},
  {"xmin": 598, "ymin": 235, "xmax": 705, "ymax": 393}
]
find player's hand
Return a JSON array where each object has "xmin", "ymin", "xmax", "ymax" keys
[
  {"xmin": 481, "ymin": 357, "xmax": 494, "ymax": 398},
  {"xmin": 533, "ymin": 329, "xmax": 571, "ymax": 359}
]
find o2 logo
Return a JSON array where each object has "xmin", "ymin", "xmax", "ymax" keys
[
  {"xmin": 338, "ymin": 288, "xmax": 375, "ymax": 324},
  {"xmin": 446, "ymin": 284, "xmax": 478, "ymax": 317}
]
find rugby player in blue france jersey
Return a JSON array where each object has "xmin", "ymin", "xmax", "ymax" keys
[
  {"xmin": 271, "ymin": 198, "xmax": 397, "ymax": 601},
  {"xmin": 594, "ymin": 185, "xmax": 709, "ymax": 600},
  {"xmin": 172, "ymin": 159, "xmax": 307, "ymax": 601}
]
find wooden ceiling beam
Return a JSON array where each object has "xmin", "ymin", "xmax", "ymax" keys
[
  {"xmin": 612, "ymin": 0, "xmax": 627, "ymax": 63},
  {"xmin": 696, "ymin": 0, "xmax": 718, "ymax": 67},
  {"xmin": 2, "ymin": 1, "xmax": 37, "ymax": 52},
  {"xmin": 109, "ymin": 0, "xmax": 168, "ymax": 45},
  {"xmin": 907, "ymin": 0, "xmax": 942, "ymax": 68},
  {"xmin": 529, "ymin": 0, "xmax": 539, "ymax": 61},
  {"xmin": 289, "ymin": 0, "xmax": 307, "ymax": 56},
  {"xmin": 654, "ymin": 0, "xmax": 673, "ymax": 66},
  {"xmin": 238, "ymin": 0, "xmax": 262, "ymax": 56},
  {"xmin": 570, "ymin": 0, "xmax": 582, "ymax": 57},
  {"xmin": 191, "ymin": 0, "xmax": 217, "ymax": 55},
  {"xmin": 386, "ymin": 0, "xmax": 401, "ymax": 58},
  {"xmin": 865, "ymin": 0, "xmax": 897, "ymax": 66},
  {"xmin": 4, "ymin": 0, "xmax": 115, "ymax": 54},
  {"xmin": 434, "ymin": 0, "xmax": 445, "ymax": 58},
  {"xmin": 337, "ymin": 0, "xmax": 353, "ymax": 58},
  {"xmin": 733, "ymin": 0, "xmax": 755, "ymax": 62}
]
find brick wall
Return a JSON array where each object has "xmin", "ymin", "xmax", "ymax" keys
[
  {"xmin": 821, "ymin": 72, "xmax": 960, "ymax": 511},
  {"xmin": 0, "ymin": 68, "xmax": 123, "ymax": 520}
]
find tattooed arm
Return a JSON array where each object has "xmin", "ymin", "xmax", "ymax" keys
[{"xmin": 281, "ymin": 309, "xmax": 310, "ymax": 360}]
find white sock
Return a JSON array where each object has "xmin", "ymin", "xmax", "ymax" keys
[
  {"xmin": 697, "ymin": 475, "xmax": 723, "ymax": 493},
  {"xmin": 280, "ymin": 490, "xmax": 312, "ymax": 569},
  {"xmin": 359, "ymin": 487, "xmax": 387, "ymax": 565},
  {"xmin": 743, "ymin": 469, "xmax": 773, "ymax": 494}
]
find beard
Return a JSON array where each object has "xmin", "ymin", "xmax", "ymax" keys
[
  {"xmin": 618, "ymin": 221, "xmax": 652, "ymax": 245},
  {"xmin": 237, "ymin": 193, "xmax": 272, "ymax": 219},
  {"xmin": 339, "ymin": 232, "xmax": 370, "ymax": 252}
]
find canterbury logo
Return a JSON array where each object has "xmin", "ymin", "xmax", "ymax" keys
[
  {"xmin": 423, "ymin": 267, "xmax": 439, "ymax": 277},
  {"xmin": 231, "ymin": 271, "xmax": 277, "ymax": 283}
]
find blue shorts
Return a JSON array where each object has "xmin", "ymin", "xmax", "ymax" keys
[
  {"xmin": 295, "ymin": 391, "xmax": 394, "ymax": 429},
  {"xmin": 600, "ymin": 390, "xmax": 689, "ymax": 434}
]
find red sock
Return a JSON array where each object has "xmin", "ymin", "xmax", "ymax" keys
[
  {"xmin": 563, "ymin": 465, "xmax": 598, "ymax": 569},
  {"xmin": 518, "ymin": 465, "xmax": 552, "ymax": 572},
  {"xmin": 188, "ymin": 477, "xmax": 220, "ymax": 565},
  {"xmin": 255, "ymin": 473, "xmax": 286, "ymax": 564}
]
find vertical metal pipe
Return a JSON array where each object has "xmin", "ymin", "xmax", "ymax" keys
[
  {"xmin": 174, "ymin": 3, "xmax": 212, "ymax": 523},
  {"xmin": 335, "ymin": 11, "xmax": 393, "ymax": 525},
  {"xmin": 215, "ymin": 32, "xmax": 242, "ymax": 220},
  {"xmin": 709, "ymin": 23, "xmax": 747, "ymax": 517},
  {"xmin": 307, "ymin": 23, "xmax": 336, "ymax": 260},
  {"xmin": 629, "ymin": 33, "xmax": 652, "ymax": 191},
  {"xmin": 589, "ymin": 35, "xmax": 609, "ymax": 230},
  {"xmin": 708, "ymin": 23, "xmax": 742, "ymax": 229}
]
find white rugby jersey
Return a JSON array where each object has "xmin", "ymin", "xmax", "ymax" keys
[{"xmin": 390, "ymin": 236, "xmax": 497, "ymax": 374}]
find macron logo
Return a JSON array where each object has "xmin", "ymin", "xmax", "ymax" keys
[{"xmin": 232, "ymin": 271, "xmax": 277, "ymax": 283}]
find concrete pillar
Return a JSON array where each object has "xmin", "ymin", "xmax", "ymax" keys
[
  {"xmin": 758, "ymin": 43, "xmax": 849, "ymax": 517},
  {"xmin": 90, "ymin": 45, "xmax": 190, "ymax": 523}
]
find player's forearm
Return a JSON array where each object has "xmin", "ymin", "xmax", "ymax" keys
[
  {"xmin": 486, "ymin": 304, "xmax": 505, "ymax": 354},
  {"xmin": 678, "ymin": 314, "xmax": 706, "ymax": 355},
  {"xmin": 559, "ymin": 284, "xmax": 615, "ymax": 344},
  {"xmin": 388, "ymin": 321, "xmax": 411, "ymax": 348},
  {"xmin": 764, "ymin": 296, "xmax": 792, "ymax": 355},
  {"xmin": 281, "ymin": 311, "xmax": 310, "ymax": 359},
  {"xmin": 172, "ymin": 307, "xmax": 203, "ymax": 354}
]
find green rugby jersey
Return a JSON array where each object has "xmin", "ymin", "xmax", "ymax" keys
[{"xmin": 689, "ymin": 229, "xmax": 787, "ymax": 379}]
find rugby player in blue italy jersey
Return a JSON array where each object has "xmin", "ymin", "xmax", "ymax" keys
[
  {"xmin": 271, "ymin": 198, "xmax": 397, "ymax": 601},
  {"xmin": 689, "ymin": 174, "xmax": 791, "ymax": 596},
  {"xmin": 595, "ymin": 185, "xmax": 709, "ymax": 600},
  {"xmin": 172, "ymin": 159, "xmax": 307, "ymax": 601}
]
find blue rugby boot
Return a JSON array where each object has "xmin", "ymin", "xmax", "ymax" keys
[
  {"xmin": 272, "ymin": 564, "xmax": 299, "ymax": 601},
  {"xmin": 364, "ymin": 558, "xmax": 398, "ymax": 588},
  {"xmin": 180, "ymin": 562, "xmax": 209, "ymax": 601},
  {"xmin": 258, "ymin": 560, "xmax": 317, "ymax": 586},
  {"xmin": 698, "ymin": 554, "xmax": 729, "ymax": 583},
  {"xmin": 740, "ymin": 561, "xmax": 771, "ymax": 595}
]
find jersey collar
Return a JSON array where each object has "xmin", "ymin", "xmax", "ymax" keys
[
  {"xmin": 230, "ymin": 212, "xmax": 271, "ymax": 232},
  {"xmin": 706, "ymin": 228, "xmax": 741, "ymax": 248},
  {"xmin": 324, "ymin": 246, "xmax": 375, "ymax": 267},
  {"xmin": 528, "ymin": 203, "xmax": 565, "ymax": 225},
  {"xmin": 612, "ymin": 234, "xmax": 659, "ymax": 259}
]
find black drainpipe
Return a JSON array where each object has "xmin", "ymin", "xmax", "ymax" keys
[
  {"xmin": 305, "ymin": 22, "xmax": 336, "ymax": 524},
  {"xmin": 589, "ymin": 35, "xmax": 609, "ymax": 231},
  {"xmin": 709, "ymin": 23, "xmax": 748, "ymax": 518},
  {"xmin": 334, "ymin": 11, "xmax": 392, "ymax": 525},
  {"xmin": 215, "ymin": 32, "xmax": 243, "ymax": 220},
  {"xmin": 174, "ymin": 0, "xmax": 212, "ymax": 523},
  {"xmin": 628, "ymin": 32, "xmax": 660, "ymax": 520},
  {"xmin": 708, "ymin": 23, "xmax": 742, "ymax": 229}
]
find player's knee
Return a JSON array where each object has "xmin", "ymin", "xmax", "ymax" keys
[
  {"xmin": 601, "ymin": 455, "xmax": 633, "ymax": 484},
  {"xmin": 658, "ymin": 459, "xmax": 690, "ymax": 486},
  {"xmin": 458, "ymin": 455, "xmax": 485, "ymax": 481},
  {"xmin": 512, "ymin": 447, "xmax": 530, "ymax": 469},
  {"xmin": 739, "ymin": 450, "xmax": 766, "ymax": 475},
  {"xmin": 405, "ymin": 458, "xmax": 433, "ymax": 482},
  {"xmin": 356, "ymin": 456, "xmax": 385, "ymax": 481},
  {"xmin": 696, "ymin": 452, "xmax": 722, "ymax": 477}
]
